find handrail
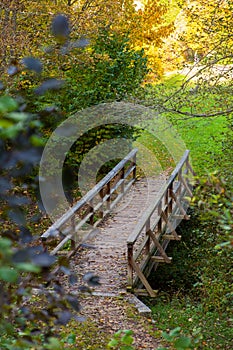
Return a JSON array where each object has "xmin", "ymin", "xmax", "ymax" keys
[
  {"xmin": 126, "ymin": 149, "xmax": 195, "ymax": 297},
  {"xmin": 41, "ymin": 148, "xmax": 138, "ymax": 254},
  {"xmin": 127, "ymin": 150, "xmax": 190, "ymax": 245}
]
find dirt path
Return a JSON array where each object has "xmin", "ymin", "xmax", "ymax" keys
[{"xmin": 63, "ymin": 176, "xmax": 166, "ymax": 349}]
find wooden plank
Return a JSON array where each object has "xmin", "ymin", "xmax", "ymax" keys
[
  {"xmin": 172, "ymin": 215, "xmax": 190, "ymax": 220},
  {"xmin": 41, "ymin": 148, "xmax": 138, "ymax": 240},
  {"xmin": 130, "ymin": 258, "xmax": 156, "ymax": 297},
  {"xmin": 179, "ymin": 175, "xmax": 193, "ymax": 197},
  {"xmin": 170, "ymin": 190, "xmax": 190, "ymax": 220},
  {"xmin": 147, "ymin": 229, "xmax": 171, "ymax": 263},
  {"xmin": 163, "ymin": 234, "xmax": 182, "ymax": 240},
  {"xmin": 110, "ymin": 179, "xmax": 135, "ymax": 209},
  {"xmin": 127, "ymin": 244, "xmax": 134, "ymax": 287},
  {"xmin": 133, "ymin": 243, "xmax": 157, "ymax": 287},
  {"xmin": 160, "ymin": 210, "xmax": 180, "ymax": 239},
  {"xmin": 134, "ymin": 288, "xmax": 158, "ymax": 297},
  {"xmin": 151, "ymin": 256, "xmax": 172, "ymax": 263},
  {"xmin": 133, "ymin": 234, "xmax": 150, "ymax": 261},
  {"xmin": 127, "ymin": 150, "xmax": 191, "ymax": 245}
]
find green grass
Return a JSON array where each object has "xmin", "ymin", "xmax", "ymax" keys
[
  {"xmin": 137, "ymin": 74, "xmax": 229, "ymax": 175},
  {"xmin": 136, "ymin": 75, "xmax": 232, "ymax": 350},
  {"xmin": 173, "ymin": 115, "xmax": 227, "ymax": 174},
  {"xmin": 149, "ymin": 295, "xmax": 232, "ymax": 350}
]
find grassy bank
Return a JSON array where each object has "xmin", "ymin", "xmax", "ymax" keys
[
  {"xmin": 136, "ymin": 75, "xmax": 228, "ymax": 175},
  {"xmin": 137, "ymin": 75, "xmax": 232, "ymax": 350}
]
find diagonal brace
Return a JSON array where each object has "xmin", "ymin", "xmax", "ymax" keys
[{"xmin": 147, "ymin": 229, "xmax": 171, "ymax": 263}]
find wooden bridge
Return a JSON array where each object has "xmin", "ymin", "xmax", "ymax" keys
[{"xmin": 41, "ymin": 149, "xmax": 195, "ymax": 297}]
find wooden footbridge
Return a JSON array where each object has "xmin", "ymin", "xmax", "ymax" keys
[{"xmin": 41, "ymin": 149, "xmax": 195, "ymax": 297}]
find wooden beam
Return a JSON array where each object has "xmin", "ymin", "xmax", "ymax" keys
[
  {"xmin": 130, "ymin": 258, "xmax": 156, "ymax": 297},
  {"xmin": 160, "ymin": 210, "xmax": 180, "ymax": 239},
  {"xmin": 151, "ymin": 256, "xmax": 172, "ymax": 263},
  {"xmin": 147, "ymin": 229, "xmax": 171, "ymax": 263},
  {"xmin": 170, "ymin": 190, "xmax": 190, "ymax": 220},
  {"xmin": 163, "ymin": 234, "xmax": 181, "ymax": 240}
]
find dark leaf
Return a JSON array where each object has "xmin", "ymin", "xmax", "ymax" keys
[
  {"xmin": 28, "ymin": 245, "xmax": 44, "ymax": 255},
  {"xmin": 8, "ymin": 208, "xmax": 26, "ymax": 225},
  {"xmin": 15, "ymin": 148, "xmax": 42, "ymax": 164},
  {"xmin": 35, "ymin": 79, "xmax": 65, "ymax": 95},
  {"xmin": 80, "ymin": 243, "xmax": 96, "ymax": 249},
  {"xmin": 66, "ymin": 295, "xmax": 80, "ymax": 312},
  {"xmin": 7, "ymin": 196, "xmax": 31, "ymax": 207},
  {"xmin": 83, "ymin": 272, "xmax": 100, "ymax": 286},
  {"xmin": 69, "ymin": 273, "xmax": 78, "ymax": 285},
  {"xmin": 60, "ymin": 266, "xmax": 71, "ymax": 275},
  {"xmin": 53, "ymin": 283, "xmax": 64, "ymax": 294},
  {"xmin": 20, "ymin": 306, "xmax": 30, "ymax": 315},
  {"xmin": 56, "ymin": 310, "xmax": 72, "ymax": 325},
  {"xmin": 73, "ymin": 315, "xmax": 86, "ymax": 322},
  {"xmin": 51, "ymin": 14, "xmax": 70, "ymax": 40},
  {"xmin": 17, "ymin": 287, "xmax": 26, "ymax": 296},
  {"xmin": 9, "ymin": 163, "xmax": 33, "ymax": 177},
  {"xmin": 19, "ymin": 227, "xmax": 33, "ymax": 244},
  {"xmin": 29, "ymin": 213, "xmax": 42, "ymax": 223},
  {"xmin": 72, "ymin": 37, "xmax": 89, "ymax": 48},
  {"xmin": 12, "ymin": 248, "xmax": 31, "ymax": 263},
  {"xmin": 34, "ymin": 310, "xmax": 50, "ymax": 322},
  {"xmin": 78, "ymin": 285, "xmax": 92, "ymax": 293},
  {"xmin": 21, "ymin": 57, "xmax": 43, "ymax": 74},
  {"xmin": 0, "ymin": 81, "xmax": 4, "ymax": 90},
  {"xmin": 7, "ymin": 65, "xmax": 19, "ymax": 76},
  {"xmin": 31, "ymin": 252, "xmax": 57, "ymax": 267},
  {"xmin": 0, "ymin": 178, "xmax": 12, "ymax": 193}
]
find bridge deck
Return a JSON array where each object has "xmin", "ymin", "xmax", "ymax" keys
[{"xmin": 69, "ymin": 176, "xmax": 166, "ymax": 294}]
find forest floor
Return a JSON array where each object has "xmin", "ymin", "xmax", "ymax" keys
[{"xmin": 59, "ymin": 176, "xmax": 168, "ymax": 349}]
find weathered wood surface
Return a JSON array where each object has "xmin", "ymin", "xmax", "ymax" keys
[
  {"xmin": 42, "ymin": 149, "xmax": 195, "ymax": 297},
  {"xmin": 127, "ymin": 150, "xmax": 195, "ymax": 296},
  {"xmin": 68, "ymin": 176, "xmax": 166, "ymax": 294},
  {"xmin": 41, "ymin": 148, "xmax": 138, "ymax": 255}
]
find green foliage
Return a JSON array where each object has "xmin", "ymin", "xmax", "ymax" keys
[
  {"xmin": 140, "ymin": 74, "xmax": 229, "ymax": 175},
  {"xmin": 51, "ymin": 28, "xmax": 148, "ymax": 113},
  {"xmin": 158, "ymin": 327, "xmax": 195, "ymax": 350},
  {"xmin": 148, "ymin": 178, "xmax": 232, "ymax": 349},
  {"xmin": 107, "ymin": 330, "xmax": 135, "ymax": 350},
  {"xmin": 0, "ymin": 14, "xmax": 103, "ymax": 350}
]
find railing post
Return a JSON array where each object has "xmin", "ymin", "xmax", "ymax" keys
[
  {"xmin": 106, "ymin": 182, "xmax": 111, "ymax": 211},
  {"xmin": 99, "ymin": 188, "xmax": 104, "ymax": 218},
  {"xmin": 164, "ymin": 188, "xmax": 169, "ymax": 218},
  {"xmin": 89, "ymin": 199, "xmax": 94, "ymax": 226},
  {"xmin": 127, "ymin": 243, "xmax": 134, "ymax": 290},
  {"xmin": 168, "ymin": 182, "xmax": 173, "ymax": 214},
  {"xmin": 145, "ymin": 218, "xmax": 151, "ymax": 255},
  {"xmin": 121, "ymin": 167, "xmax": 125, "ymax": 193},
  {"xmin": 133, "ymin": 152, "xmax": 137, "ymax": 180},
  {"xmin": 157, "ymin": 201, "xmax": 162, "ymax": 235},
  {"xmin": 71, "ymin": 215, "xmax": 76, "ymax": 250}
]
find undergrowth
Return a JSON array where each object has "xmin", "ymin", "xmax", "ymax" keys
[{"xmin": 137, "ymin": 74, "xmax": 232, "ymax": 349}]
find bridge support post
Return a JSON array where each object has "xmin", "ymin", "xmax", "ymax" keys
[{"xmin": 127, "ymin": 243, "xmax": 134, "ymax": 288}]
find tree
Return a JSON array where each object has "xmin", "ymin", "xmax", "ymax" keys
[
  {"xmin": 0, "ymin": 14, "xmax": 101, "ymax": 349},
  {"xmin": 129, "ymin": 0, "xmax": 175, "ymax": 78},
  {"xmin": 149, "ymin": 0, "xmax": 233, "ymax": 118}
]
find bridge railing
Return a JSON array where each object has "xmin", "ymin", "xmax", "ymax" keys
[
  {"xmin": 127, "ymin": 150, "xmax": 195, "ymax": 297},
  {"xmin": 41, "ymin": 148, "xmax": 138, "ymax": 257}
]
